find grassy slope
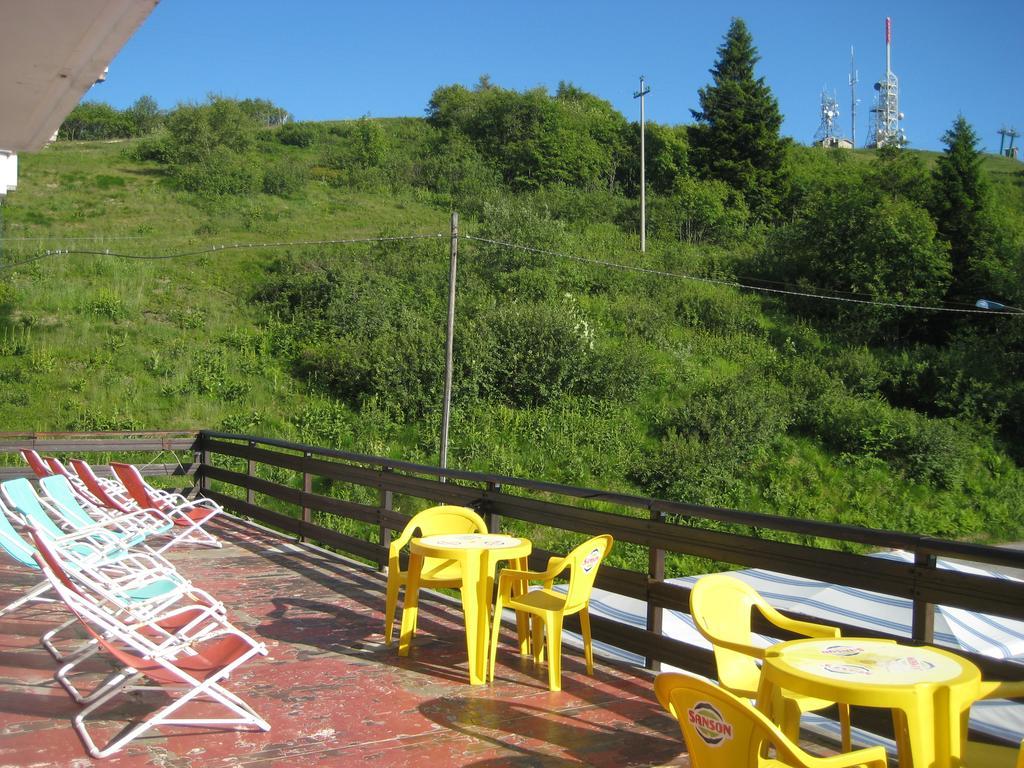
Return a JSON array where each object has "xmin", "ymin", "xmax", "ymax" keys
[
  {"xmin": 0, "ymin": 138, "xmax": 448, "ymax": 434},
  {"xmin": 2, "ymin": 136, "xmax": 1023, "ymax": 569}
]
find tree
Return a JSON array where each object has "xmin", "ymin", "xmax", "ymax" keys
[
  {"xmin": 58, "ymin": 102, "xmax": 133, "ymax": 141},
  {"xmin": 124, "ymin": 95, "xmax": 162, "ymax": 135},
  {"xmin": 930, "ymin": 115, "xmax": 996, "ymax": 304},
  {"xmin": 689, "ymin": 18, "xmax": 788, "ymax": 222}
]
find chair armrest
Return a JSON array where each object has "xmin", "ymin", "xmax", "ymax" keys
[
  {"xmin": 757, "ymin": 601, "xmax": 840, "ymax": 639},
  {"xmin": 978, "ymin": 679, "xmax": 1024, "ymax": 700}
]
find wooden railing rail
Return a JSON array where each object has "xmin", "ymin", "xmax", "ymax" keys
[{"xmin": 1, "ymin": 430, "xmax": 1022, "ymax": 691}]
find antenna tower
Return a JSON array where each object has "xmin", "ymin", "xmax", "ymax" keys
[
  {"xmin": 867, "ymin": 17, "xmax": 906, "ymax": 148},
  {"xmin": 814, "ymin": 89, "xmax": 841, "ymax": 145},
  {"xmin": 849, "ymin": 47, "xmax": 858, "ymax": 147}
]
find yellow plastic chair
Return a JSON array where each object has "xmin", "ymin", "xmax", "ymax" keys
[
  {"xmin": 654, "ymin": 672, "xmax": 888, "ymax": 768},
  {"xmin": 383, "ymin": 505, "xmax": 486, "ymax": 644},
  {"xmin": 962, "ymin": 680, "xmax": 1024, "ymax": 768},
  {"xmin": 488, "ymin": 534, "xmax": 612, "ymax": 691},
  {"xmin": 690, "ymin": 573, "xmax": 853, "ymax": 751}
]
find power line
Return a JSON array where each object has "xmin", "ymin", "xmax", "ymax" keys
[
  {"xmin": 0, "ymin": 233, "xmax": 446, "ymax": 272},
  {"xmin": 463, "ymin": 235, "xmax": 1021, "ymax": 316}
]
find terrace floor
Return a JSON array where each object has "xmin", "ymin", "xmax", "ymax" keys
[{"xmin": 0, "ymin": 515, "xmax": 850, "ymax": 767}]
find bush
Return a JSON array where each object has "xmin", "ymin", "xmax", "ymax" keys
[
  {"xmin": 263, "ymin": 161, "xmax": 308, "ymax": 196},
  {"xmin": 482, "ymin": 297, "xmax": 596, "ymax": 408},
  {"xmin": 277, "ymin": 121, "xmax": 324, "ymax": 148},
  {"xmin": 174, "ymin": 148, "xmax": 263, "ymax": 195},
  {"xmin": 802, "ymin": 388, "xmax": 972, "ymax": 489}
]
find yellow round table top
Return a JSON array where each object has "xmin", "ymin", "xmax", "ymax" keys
[
  {"xmin": 416, "ymin": 533, "xmax": 527, "ymax": 550},
  {"xmin": 766, "ymin": 638, "xmax": 977, "ymax": 687}
]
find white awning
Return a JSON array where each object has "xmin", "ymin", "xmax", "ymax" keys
[{"xmin": 0, "ymin": 0, "xmax": 158, "ymax": 153}]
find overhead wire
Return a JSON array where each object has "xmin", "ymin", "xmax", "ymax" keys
[
  {"xmin": 463, "ymin": 234, "xmax": 1023, "ymax": 316},
  {"xmin": 0, "ymin": 227, "xmax": 1019, "ymax": 316}
]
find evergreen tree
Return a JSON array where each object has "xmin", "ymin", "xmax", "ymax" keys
[
  {"xmin": 689, "ymin": 18, "xmax": 788, "ymax": 222},
  {"xmin": 930, "ymin": 115, "xmax": 996, "ymax": 304}
]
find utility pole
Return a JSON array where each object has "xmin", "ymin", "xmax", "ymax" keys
[
  {"xmin": 439, "ymin": 211, "xmax": 458, "ymax": 480},
  {"xmin": 634, "ymin": 76, "xmax": 651, "ymax": 253}
]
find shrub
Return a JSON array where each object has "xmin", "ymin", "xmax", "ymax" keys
[
  {"xmin": 263, "ymin": 161, "xmax": 308, "ymax": 196},
  {"xmin": 174, "ymin": 148, "xmax": 263, "ymax": 195},
  {"xmin": 277, "ymin": 121, "xmax": 324, "ymax": 147}
]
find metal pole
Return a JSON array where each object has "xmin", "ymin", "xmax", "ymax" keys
[
  {"xmin": 439, "ymin": 211, "xmax": 458, "ymax": 479},
  {"xmin": 634, "ymin": 76, "xmax": 651, "ymax": 253}
]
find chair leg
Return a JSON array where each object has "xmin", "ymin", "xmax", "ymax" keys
[
  {"xmin": 546, "ymin": 613, "xmax": 563, "ymax": 692},
  {"xmin": 532, "ymin": 615, "xmax": 545, "ymax": 664},
  {"xmin": 0, "ymin": 579, "xmax": 54, "ymax": 616},
  {"xmin": 384, "ymin": 574, "xmax": 402, "ymax": 644},
  {"xmin": 579, "ymin": 607, "xmax": 593, "ymax": 676},
  {"xmin": 489, "ymin": 589, "xmax": 505, "ymax": 682}
]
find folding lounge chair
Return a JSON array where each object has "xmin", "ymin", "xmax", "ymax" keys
[
  {"xmin": 30, "ymin": 529, "xmax": 229, "ymax": 674},
  {"xmin": 2, "ymin": 478, "xmax": 216, "ymax": 618},
  {"xmin": 33, "ymin": 545, "xmax": 269, "ymax": 758},
  {"xmin": 40, "ymin": 474, "xmax": 175, "ymax": 552},
  {"xmin": 70, "ymin": 458, "xmax": 144, "ymax": 516},
  {"xmin": 0, "ymin": 496, "xmax": 59, "ymax": 616},
  {"xmin": 44, "ymin": 456, "xmax": 122, "ymax": 505},
  {"xmin": 111, "ymin": 462, "xmax": 222, "ymax": 549}
]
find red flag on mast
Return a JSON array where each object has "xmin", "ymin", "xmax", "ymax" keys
[{"xmin": 885, "ymin": 17, "xmax": 891, "ymax": 44}]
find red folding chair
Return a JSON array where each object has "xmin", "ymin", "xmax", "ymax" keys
[
  {"xmin": 33, "ymin": 541, "xmax": 268, "ymax": 758},
  {"xmin": 111, "ymin": 462, "xmax": 222, "ymax": 549}
]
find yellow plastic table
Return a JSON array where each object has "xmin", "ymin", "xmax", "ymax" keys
[
  {"xmin": 397, "ymin": 532, "xmax": 532, "ymax": 685},
  {"xmin": 757, "ymin": 637, "xmax": 982, "ymax": 768}
]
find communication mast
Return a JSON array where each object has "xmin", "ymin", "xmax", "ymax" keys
[
  {"xmin": 814, "ymin": 89, "xmax": 842, "ymax": 146},
  {"xmin": 849, "ymin": 47, "xmax": 858, "ymax": 147},
  {"xmin": 867, "ymin": 17, "xmax": 906, "ymax": 148}
]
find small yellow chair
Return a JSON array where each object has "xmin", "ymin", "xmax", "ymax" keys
[
  {"xmin": 690, "ymin": 573, "xmax": 853, "ymax": 751},
  {"xmin": 654, "ymin": 671, "xmax": 888, "ymax": 768},
  {"xmin": 962, "ymin": 679, "xmax": 1024, "ymax": 768},
  {"xmin": 488, "ymin": 534, "xmax": 613, "ymax": 691},
  {"xmin": 383, "ymin": 505, "xmax": 487, "ymax": 644}
]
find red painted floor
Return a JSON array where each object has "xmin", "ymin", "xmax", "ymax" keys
[{"xmin": 0, "ymin": 516, "xmax": 692, "ymax": 766}]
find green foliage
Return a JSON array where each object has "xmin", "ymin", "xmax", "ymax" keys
[
  {"xmin": 427, "ymin": 80, "xmax": 629, "ymax": 192},
  {"xmin": 689, "ymin": 18, "xmax": 789, "ymax": 221},
  {"xmin": 647, "ymin": 176, "xmax": 750, "ymax": 245},
  {"xmin": 930, "ymin": 115, "xmax": 997, "ymax": 304},
  {"xmin": 276, "ymin": 121, "xmax": 324, "ymax": 147},
  {"xmin": 766, "ymin": 179, "xmax": 950, "ymax": 343},
  {"xmin": 58, "ymin": 102, "xmax": 134, "ymax": 141},
  {"xmin": 124, "ymin": 96, "xmax": 163, "ymax": 136},
  {"xmin": 632, "ymin": 372, "xmax": 792, "ymax": 506}
]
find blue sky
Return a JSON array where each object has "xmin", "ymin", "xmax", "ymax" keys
[{"xmin": 93, "ymin": 1, "xmax": 1023, "ymax": 153}]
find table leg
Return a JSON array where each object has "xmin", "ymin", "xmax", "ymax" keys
[
  {"xmin": 461, "ymin": 553, "xmax": 486, "ymax": 685},
  {"xmin": 397, "ymin": 552, "xmax": 424, "ymax": 657},
  {"xmin": 900, "ymin": 696, "xmax": 940, "ymax": 768}
]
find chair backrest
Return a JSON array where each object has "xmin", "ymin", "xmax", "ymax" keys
[
  {"xmin": 400, "ymin": 505, "xmax": 487, "ymax": 541},
  {"xmin": 562, "ymin": 534, "xmax": 613, "ymax": 614},
  {"xmin": 0, "ymin": 496, "xmax": 39, "ymax": 568},
  {"xmin": 655, "ymin": 672, "xmax": 815, "ymax": 768},
  {"xmin": 39, "ymin": 474, "xmax": 99, "ymax": 529},
  {"xmin": 1, "ymin": 478, "xmax": 67, "ymax": 541},
  {"xmin": 44, "ymin": 456, "xmax": 75, "ymax": 479},
  {"xmin": 70, "ymin": 459, "xmax": 135, "ymax": 514},
  {"xmin": 21, "ymin": 449, "xmax": 52, "ymax": 479},
  {"xmin": 690, "ymin": 574, "xmax": 768, "ymax": 695},
  {"xmin": 110, "ymin": 462, "xmax": 160, "ymax": 509}
]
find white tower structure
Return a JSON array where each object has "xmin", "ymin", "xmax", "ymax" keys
[
  {"xmin": 814, "ymin": 90, "xmax": 841, "ymax": 145},
  {"xmin": 867, "ymin": 17, "xmax": 906, "ymax": 148}
]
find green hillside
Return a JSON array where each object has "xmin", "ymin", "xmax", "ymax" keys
[{"xmin": 2, "ymin": 86, "xmax": 1024, "ymax": 558}]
